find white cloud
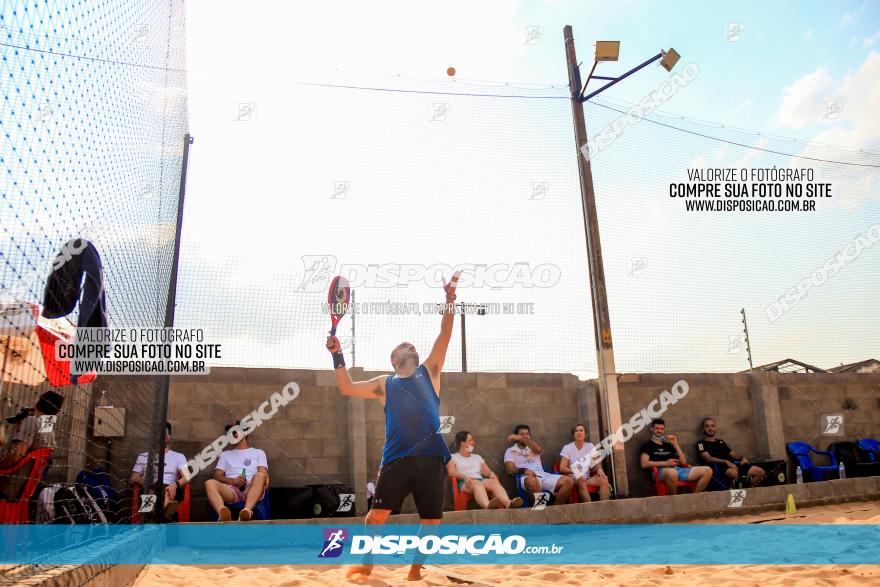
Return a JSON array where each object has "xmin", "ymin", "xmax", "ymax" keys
[
  {"xmin": 773, "ymin": 68, "xmax": 833, "ymax": 128},
  {"xmin": 805, "ymin": 29, "xmax": 814, "ymax": 41},
  {"xmin": 780, "ymin": 52, "xmax": 880, "ymax": 208},
  {"xmin": 803, "ymin": 52, "xmax": 880, "ymax": 149},
  {"xmin": 734, "ymin": 97, "xmax": 752, "ymax": 112},
  {"xmin": 773, "ymin": 52, "xmax": 880, "ymax": 145},
  {"xmin": 855, "ymin": 30, "xmax": 880, "ymax": 49},
  {"xmin": 840, "ymin": 1, "xmax": 872, "ymax": 28}
]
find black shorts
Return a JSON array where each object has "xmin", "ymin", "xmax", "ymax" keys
[{"xmin": 372, "ymin": 456, "xmax": 447, "ymax": 519}]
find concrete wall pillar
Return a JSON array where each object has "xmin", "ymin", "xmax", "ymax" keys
[
  {"xmin": 749, "ymin": 372, "xmax": 786, "ymax": 460},
  {"xmin": 346, "ymin": 368, "xmax": 369, "ymax": 515}
]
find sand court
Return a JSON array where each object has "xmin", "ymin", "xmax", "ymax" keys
[{"xmin": 132, "ymin": 501, "xmax": 880, "ymax": 586}]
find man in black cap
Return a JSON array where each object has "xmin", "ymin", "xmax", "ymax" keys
[{"xmin": 0, "ymin": 390, "xmax": 64, "ymax": 498}]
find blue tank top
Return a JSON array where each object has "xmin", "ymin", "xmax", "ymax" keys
[{"xmin": 381, "ymin": 364, "xmax": 451, "ymax": 466}]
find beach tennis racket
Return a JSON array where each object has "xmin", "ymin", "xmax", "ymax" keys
[{"xmin": 327, "ymin": 276, "xmax": 350, "ymax": 336}]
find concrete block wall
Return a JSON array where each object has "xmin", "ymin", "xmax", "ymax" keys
[
  {"xmin": 166, "ymin": 368, "xmax": 352, "ymax": 520},
  {"xmin": 617, "ymin": 373, "xmax": 758, "ymax": 498},
  {"xmin": 84, "ymin": 376, "xmax": 167, "ymax": 494},
  {"xmin": 776, "ymin": 372, "xmax": 880, "ymax": 449},
  {"xmin": 111, "ymin": 368, "xmax": 880, "ymax": 517},
  {"xmin": 359, "ymin": 370, "xmax": 587, "ymax": 511},
  {"xmin": 618, "ymin": 372, "xmax": 880, "ymax": 496}
]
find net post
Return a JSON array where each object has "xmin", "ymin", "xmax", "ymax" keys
[
  {"xmin": 148, "ymin": 132, "xmax": 194, "ymax": 520},
  {"xmin": 460, "ymin": 307, "xmax": 467, "ymax": 373}
]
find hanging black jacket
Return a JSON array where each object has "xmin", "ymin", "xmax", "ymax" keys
[{"xmin": 42, "ymin": 239, "xmax": 108, "ymax": 329}]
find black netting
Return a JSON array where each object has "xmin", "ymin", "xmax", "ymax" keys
[{"xmin": 0, "ymin": 0, "xmax": 188, "ymax": 567}]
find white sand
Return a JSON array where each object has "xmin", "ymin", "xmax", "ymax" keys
[{"xmin": 133, "ymin": 501, "xmax": 880, "ymax": 586}]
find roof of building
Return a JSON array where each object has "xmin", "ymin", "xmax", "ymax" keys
[
  {"xmin": 828, "ymin": 359, "xmax": 880, "ymax": 373},
  {"xmin": 746, "ymin": 358, "xmax": 829, "ymax": 373}
]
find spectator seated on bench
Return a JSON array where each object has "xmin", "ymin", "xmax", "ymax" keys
[
  {"xmin": 558, "ymin": 423, "xmax": 610, "ymax": 502},
  {"xmin": 447, "ymin": 431, "xmax": 521, "ymax": 510},
  {"xmin": 205, "ymin": 420, "xmax": 269, "ymax": 522},
  {"xmin": 640, "ymin": 418, "xmax": 711, "ymax": 495},
  {"xmin": 696, "ymin": 417, "xmax": 765, "ymax": 489},
  {"xmin": 503, "ymin": 424, "xmax": 574, "ymax": 506},
  {"xmin": 129, "ymin": 422, "xmax": 189, "ymax": 520},
  {"xmin": 0, "ymin": 391, "xmax": 63, "ymax": 502}
]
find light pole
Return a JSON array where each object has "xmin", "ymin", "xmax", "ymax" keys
[
  {"xmin": 351, "ymin": 290, "xmax": 356, "ymax": 367},
  {"xmin": 740, "ymin": 308, "xmax": 754, "ymax": 370},
  {"xmin": 459, "ymin": 303, "xmax": 487, "ymax": 373},
  {"xmin": 564, "ymin": 26, "xmax": 679, "ymax": 498}
]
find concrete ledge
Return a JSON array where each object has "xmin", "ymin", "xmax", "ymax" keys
[
  {"xmin": 8, "ymin": 524, "xmax": 161, "ymax": 587},
  {"xmin": 266, "ymin": 477, "xmax": 880, "ymax": 526},
  {"xmin": 9, "ymin": 525, "xmax": 161, "ymax": 586},
  {"xmin": 11, "ymin": 564, "xmax": 145, "ymax": 587},
  {"xmin": 27, "ymin": 479, "xmax": 868, "ymax": 586}
]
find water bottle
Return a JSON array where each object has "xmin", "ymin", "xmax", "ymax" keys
[
  {"xmin": 241, "ymin": 468, "xmax": 247, "ymax": 487},
  {"xmin": 796, "ymin": 466, "xmax": 803, "ymax": 484},
  {"xmin": 839, "ymin": 462, "xmax": 846, "ymax": 479}
]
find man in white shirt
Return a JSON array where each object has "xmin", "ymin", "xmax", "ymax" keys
[
  {"xmin": 205, "ymin": 420, "xmax": 269, "ymax": 522},
  {"xmin": 503, "ymin": 424, "xmax": 574, "ymax": 505},
  {"xmin": 130, "ymin": 422, "xmax": 189, "ymax": 519},
  {"xmin": 558, "ymin": 423, "xmax": 610, "ymax": 501}
]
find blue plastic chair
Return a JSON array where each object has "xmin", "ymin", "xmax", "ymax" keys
[
  {"xmin": 514, "ymin": 474, "xmax": 551, "ymax": 508},
  {"xmin": 857, "ymin": 439, "xmax": 880, "ymax": 462},
  {"xmin": 217, "ymin": 488, "xmax": 271, "ymax": 521},
  {"xmin": 709, "ymin": 461, "xmax": 752, "ymax": 490},
  {"xmin": 786, "ymin": 442, "xmax": 838, "ymax": 482},
  {"xmin": 709, "ymin": 462, "xmax": 731, "ymax": 490}
]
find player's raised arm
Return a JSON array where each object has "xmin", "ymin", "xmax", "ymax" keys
[
  {"xmin": 326, "ymin": 335, "xmax": 387, "ymax": 401},
  {"xmin": 423, "ymin": 271, "xmax": 460, "ymax": 379}
]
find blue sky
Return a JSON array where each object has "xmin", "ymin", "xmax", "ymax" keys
[{"xmin": 509, "ymin": 0, "xmax": 880, "ymax": 148}]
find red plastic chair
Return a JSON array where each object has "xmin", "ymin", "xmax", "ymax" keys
[
  {"xmin": 130, "ymin": 484, "xmax": 141, "ymax": 523},
  {"xmin": 652, "ymin": 465, "xmax": 697, "ymax": 495},
  {"xmin": 450, "ymin": 477, "xmax": 475, "ymax": 511},
  {"xmin": 0, "ymin": 447, "xmax": 54, "ymax": 524},
  {"xmin": 178, "ymin": 484, "xmax": 191, "ymax": 522},
  {"xmin": 553, "ymin": 460, "xmax": 598, "ymax": 504},
  {"xmin": 131, "ymin": 482, "xmax": 191, "ymax": 523}
]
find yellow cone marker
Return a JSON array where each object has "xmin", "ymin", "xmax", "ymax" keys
[{"xmin": 785, "ymin": 494, "xmax": 797, "ymax": 514}]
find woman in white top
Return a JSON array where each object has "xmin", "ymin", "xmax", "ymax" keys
[
  {"xmin": 447, "ymin": 431, "xmax": 522, "ymax": 509},
  {"xmin": 558, "ymin": 423, "xmax": 611, "ymax": 502}
]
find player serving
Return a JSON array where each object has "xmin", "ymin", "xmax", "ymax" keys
[{"xmin": 325, "ymin": 271, "xmax": 460, "ymax": 582}]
